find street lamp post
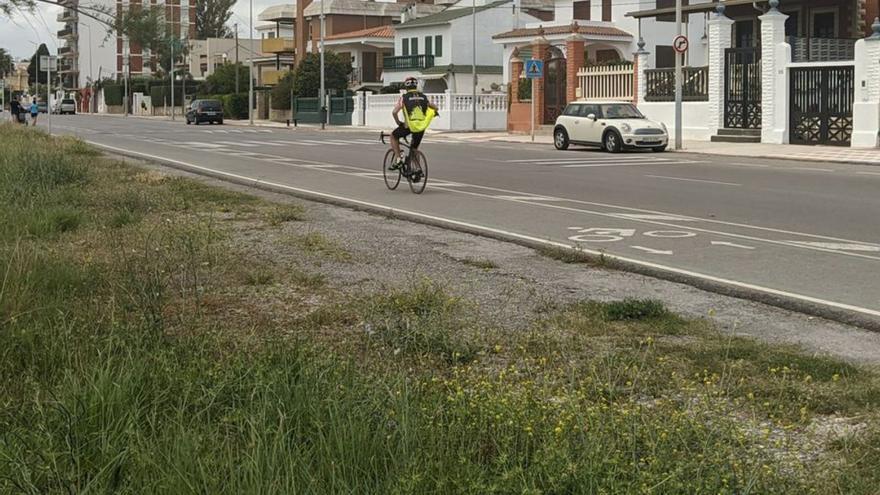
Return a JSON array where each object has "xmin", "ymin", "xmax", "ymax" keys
[
  {"xmin": 170, "ymin": 39, "xmax": 175, "ymax": 120},
  {"xmin": 320, "ymin": 0, "xmax": 326, "ymax": 128},
  {"xmin": 79, "ymin": 22, "xmax": 93, "ymax": 113},
  {"xmin": 249, "ymin": 0, "xmax": 254, "ymax": 125},
  {"xmin": 471, "ymin": 0, "xmax": 476, "ymax": 131}
]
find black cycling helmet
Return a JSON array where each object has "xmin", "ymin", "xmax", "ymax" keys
[{"xmin": 403, "ymin": 77, "xmax": 419, "ymax": 90}]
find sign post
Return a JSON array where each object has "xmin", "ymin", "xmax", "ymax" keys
[
  {"xmin": 673, "ymin": 0, "xmax": 686, "ymax": 150},
  {"xmin": 525, "ymin": 59, "xmax": 544, "ymax": 142},
  {"xmin": 40, "ymin": 55, "xmax": 57, "ymax": 134}
]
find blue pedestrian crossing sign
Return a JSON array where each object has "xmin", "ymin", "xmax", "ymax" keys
[{"xmin": 525, "ymin": 59, "xmax": 544, "ymax": 79}]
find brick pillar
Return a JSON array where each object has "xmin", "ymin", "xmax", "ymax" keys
[
  {"xmin": 532, "ymin": 33, "xmax": 548, "ymax": 127},
  {"xmin": 510, "ymin": 48, "xmax": 523, "ymax": 103},
  {"xmin": 759, "ymin": 3, "xmax": 789, "ymax": 144},
  {"xmin": 707, "ymin": 4, "xmax": 734, "ymax": 136},
  {"xmin": 852, "ymin": 19, "xmax": 880, "ymax": 148},
  {"xmin": 565, "ymin": 31, "xmax": 585, "ymax": 103}
]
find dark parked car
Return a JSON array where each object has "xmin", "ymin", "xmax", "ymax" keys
[{"xmin": 186, "ymin": 99, "xmax": 224, "ymax": 125}]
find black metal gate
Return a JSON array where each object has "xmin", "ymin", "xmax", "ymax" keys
[
  {"xmin": 724, "ymin": 48, "xmax": 762, "ymax": 129},
  {"xmin": 789, "ymin": 66, "xmax": 854, "ymax": 146}
]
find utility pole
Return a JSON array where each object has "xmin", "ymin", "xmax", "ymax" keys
[
  {"xmin": 234, "ymin": 22, "xmax": 240, "ymax": 94},
  {"xmin": 249, "ymin": 0, "xmax": 254, "ymax": 125},
  {"xmin": 170, "ymin": 40, "xmax": 175, "ymax": 120},
  {"xmin": 80, "ymin": 22, "xmax": 93, "ymax": 112},
  {"xmin": 320, "ymin": 0, "xmax": 326, "ymax": 128},
  {"xmin": 123, "ymin": 48, "xmax": 129, "ymax": 118},
  {"xmin": 471, "ymin": 0, "xmax": 476, "ymax": 131},
  {"xmin": 674, "ymin": 0, "xmax": 683, "ymax": 150}
]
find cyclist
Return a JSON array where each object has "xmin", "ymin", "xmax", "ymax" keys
[{"xmin": 389, "ymin": 76, "xmax": 438, "ymax": 173}]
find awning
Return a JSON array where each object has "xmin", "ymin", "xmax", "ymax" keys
[
  {"xmin": 627, "ymin": 0, "xmax": 769, "ymax": 19},
  {"xmin": 417, "ymin": 73, "xmax": 447, "ymax": 80}
]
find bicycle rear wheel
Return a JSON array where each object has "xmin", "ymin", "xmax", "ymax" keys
[
  {"xmin": 408, "ymin": 150, "xmax": 428, "ymax": 194},
  {"xmin": 383, "ymin": 149, "xmax": 401, "ymax": 190}
]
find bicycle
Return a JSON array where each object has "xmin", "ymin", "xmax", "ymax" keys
[{"xmin": 380, "ymin": 131, "xmax": 428, "ymax": 194}]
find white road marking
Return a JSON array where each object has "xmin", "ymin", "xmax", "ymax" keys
[
  {"xmin": 214, "ymin": 141, "xmax": 259, "ymax": 147},
  {"xmin": 711, "ymin": 241, "xmax": 756, "ymax": 250},
  {"xmin": 616, "ymin": 214, "xmax": 695, "ymax": 221},
  {"xmin": 788, "ymin": 242, "xmax": 880, "ymax": 252},
  {"xmin": 790, "ymin": 167, "xmax": 834, "ymax": 172},
  {"xmin": 631, "ymin": 246, "xmax": 673, "ymax": 255},
  {"xmin": 495, "ymin": 195, "xmax": 559, "ymax": 201},
  {"xmin": 727, "ymin": 162, "xmax": 770, "ymax": 168},
  {"xmin": 563, "ymin": 161, "xmax": 699, "ymax": 168},
  {"xmin": 856, "ymin": 171, "xmax": 880, "ymax": 177},
  {"xmin": 644, "ymin": 230, "xmax": 697, "ymax": 238},
  {"xmin": 181, "ymin": 142, "xmax": 228, "ymax": 149},
  {"xmin": 269, "ymin": 140, "xmax": 320, "ymax": 146},
  {"xmin": 302, "ymin": 140, "xmax": 347, "ymax": 146},
  {"xmin": 240, "ymin": 140, "xmax": 284, "ymax": 146},
  {"xmin": 646, "ymin": 175, "xmax": 741, "ymax": 186}
]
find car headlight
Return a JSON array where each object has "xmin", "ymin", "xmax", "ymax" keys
[
  {"xmin": 620, "ymin": 123, "xmax": 632, "ymax": 133},
  {"xmin": 660, "ymin": 122, "xmax": 668, "ymax": 132}
]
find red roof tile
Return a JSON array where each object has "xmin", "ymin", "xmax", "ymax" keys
[
  {"xmin": 493, "ymin": 24, "xmax": 632, "ymax": 40},
  {"xmin": 326, "ymin": 25, "xmax": 394, "ymax": 41}
]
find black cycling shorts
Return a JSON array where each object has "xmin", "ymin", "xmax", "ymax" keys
[{"xmin": 392, "ymin": 125, "xmax": 424, "ymax": 149}]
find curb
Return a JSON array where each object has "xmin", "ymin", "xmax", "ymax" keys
[{"xmin": 93, "ymin": 143, "xmax": 880, "ymax": 333}]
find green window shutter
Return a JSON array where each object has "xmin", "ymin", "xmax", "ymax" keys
[
  {"xmin": 425, "ymin": 36, "xmax": 432, "ymax": 56},
  {"xmin": 402, "ymin": 38, "xmax": 409, "ymax": 56},
  {"xmin": 434, "ymin": 35, "xmax": 442, "ymax": 57},
  {"xmin": 411, "ymin": 38, "xmax": 418, "ymax": 55}
]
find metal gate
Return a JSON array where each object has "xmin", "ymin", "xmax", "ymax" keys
[
  {"xmin": 724, "ymin": 48, "xmax": 761, "ymax": 129},
  {"xmin": 789, "ymin": 66, "xmax": 854, "ymax": 146}
]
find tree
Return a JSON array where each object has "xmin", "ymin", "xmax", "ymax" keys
[
  {"xmin": 0, "ymin": 48, "xmax": 13, "ymax": 78},
  {"xmin": 27, "ymin": 43, "xmax": 49, "ymax": 85},
  {"xmin": 0, "ymin": 0, "xmax": 33, "ymax": 16},
  {"xmin": 201, "ymin": 62, "xmax": 249, "ymax": 95},
  {"xmin": 291, "ymin": 52, "xmax": 351, "ymax": 98},
  {"xmin": 195, "ymin": 0, "xmax": 234, "ymax": 39}
]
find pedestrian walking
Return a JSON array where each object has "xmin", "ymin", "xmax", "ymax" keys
[
  {"xmin": 10, "ymin": 97, "xmax": 21, "ymax": 124},
  {"xmin": 30, "ymin": 98, "xmax": 39, "ymax": 126}
]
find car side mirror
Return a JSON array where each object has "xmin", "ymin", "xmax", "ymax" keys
[{"xmin": 587, "ymin": 113, "xmax": 597, "ymax": 121}]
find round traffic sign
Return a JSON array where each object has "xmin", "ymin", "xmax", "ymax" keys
[{"xmin": 673, "ymin": 35, "xmax": 689, "ymax": 54}]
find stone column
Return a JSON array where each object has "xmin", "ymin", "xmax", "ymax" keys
[
  {"xmin": 852, "ymin": 19, "xmax": 880, "ymax": 148},
  {"xmin": 531, "ymin": 30, "xmax": 549, "ymax": 128},
  {"xmin": 510, "ymin": 48, "xmax": 523, "ymax": 103},
  {"xmin": 633, "ymin": 38, "xmax": 650, "ymax": 105},
  {"xmin": 565, "ymin": 25, "xmax": 585, "ymax": 103},
  {"xmin": 707, "ymin": 4, "xmax": 734, "ymax": 135},
  {"xmin": 759, "ymin": 0, "xmax": 790, "ymax": 144}
]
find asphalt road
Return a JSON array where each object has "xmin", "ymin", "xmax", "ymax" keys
[{"xmin": 42, "ymin": 114, "xmax": 880, "ymax": 325}]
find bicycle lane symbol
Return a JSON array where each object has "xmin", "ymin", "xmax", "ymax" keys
[{"xmin": 567, "ymin": 227, "xmax": 698, "ymax": 254}]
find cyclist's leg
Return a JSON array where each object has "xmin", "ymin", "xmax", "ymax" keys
[
  {"xmin": 389, "ymin": 125, "xmax": 410, "ymax": 169},
  {"xmin": 410, "ymin": 131, "xmax": 424, "ymax": 150}
]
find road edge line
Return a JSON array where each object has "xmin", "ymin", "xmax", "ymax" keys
[{"xmin": 89, "ymin": 141, "xmax": 880, "ymax": 333}]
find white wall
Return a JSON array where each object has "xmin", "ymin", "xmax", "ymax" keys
[
  {"xmin": 638, "ymin": 101, "xmax": 712, "ymax": 141},
  {"xmin": 358, "ymin": 92, "xmax": 508, "ymax": 130}
]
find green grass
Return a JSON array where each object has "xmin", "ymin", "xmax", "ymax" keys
[
  {"xmin": 2, "ymin": 124, "xmax": 880, "ymax": 494},
  {"xmin": 536, "ymin": 244, "xmax": 596, "ymax": 264},
  {"xmin": 291, "ymin": 231, "xmax": 351, "ymax": 261},
  {"xmin": 266, "ymin": 203, "xmax": 307, "ymax": 225}
]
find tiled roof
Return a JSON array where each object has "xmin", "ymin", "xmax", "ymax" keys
[
  {"xmin": 493, "ymin": 24, "xmax": 632, "ymax": 40},
  {"xmin": 325, "ymin": 25, "xmax": 394, "ymax": 40},
  {"xmin": 397, "ymin": 0, "xmax": 511, "ymax": 29}
]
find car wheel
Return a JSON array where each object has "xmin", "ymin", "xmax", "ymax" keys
[
  {"xmin": 218, "ymin": 119, "xmax": 223, "ymax": 125},
  {"xmin": 653, "ymin": 145, "xmax": 667, "ymax": 153},
  {"xmin": 603, "ymin": 130, "xmax": 622, "ymax": 153},
  {"xmin": 554, "ymin": 127, "xmax": 570, "ymax": 150},
  {"xmin": 186, "ymin": 118, "xmax": 191, "ymax": 125}
]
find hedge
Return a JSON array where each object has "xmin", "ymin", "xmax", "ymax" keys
[
  {"xmin": 149, "ymin": 85, "xmax": 197, "ymax": 107},
  {"xmin": 203, "ymin": 93, "xmax": 248, "ymax": 119},
  {"xmin": 103, "ymin": 84, "xmax": 123, "ymax": 106}
]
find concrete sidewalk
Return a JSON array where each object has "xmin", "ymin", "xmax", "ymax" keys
[{"xmin": 439, "ymin": 131, "xmax": 880, "ymax": 166}]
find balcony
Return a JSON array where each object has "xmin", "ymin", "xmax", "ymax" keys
[
  {"xmin": 57, "ymin": 9, "xmax": 76, "ymax": 22},
  {"xmin": 58, "ymin": 46, "xmax": 75, "ymax": 56},
  {"xmin": 59, "ymin": 62, "xmax": 79, "ymax": 73},
  {"xmin": 57, "ymin": 27, "xmax": 77, "ymax": 39},
  {"xmin": 262, "ymin": 69, "xmax": 290, "ymax": 86},
  {"xmin": 261, "ymin": 38, "xmax": 295, "ymax": 54},
  {"xmin": 382, "ymin": 55, "xmax": 434, "ymax": 71}
]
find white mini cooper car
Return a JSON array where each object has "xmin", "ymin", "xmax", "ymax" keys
[{"xmin": 553, "ymin": 101, "xmax": 668, "ymax": 153}]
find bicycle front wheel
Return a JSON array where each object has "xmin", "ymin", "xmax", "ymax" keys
[
  {"xmin": 383, "ymin": 149, "xmax": 401, "ymax": 190},
  {"xmin": 408, "ymin": 150, "xmax": 428, "ymax": 194}
]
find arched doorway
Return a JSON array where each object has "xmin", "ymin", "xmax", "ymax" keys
[{"xmin": 544, "ymin": 48, "xmax": 566, "ymax": 124}]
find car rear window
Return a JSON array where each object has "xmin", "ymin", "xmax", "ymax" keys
[
  {"xmin": 62, "ymin": 99, "xmax": 75, "ymax": 104},
  {"xmin": 200, "ymin": 100, "xmax": 222, "ymax": 110}
]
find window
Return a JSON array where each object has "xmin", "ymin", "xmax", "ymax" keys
[
  {"xmin": 425, "ymin": 36, "xmax": 432, "ymax": 56},
  {"xmin": 655, "ymin": 45, "xmax": 675, "ymax": 68},
  {"xmin": 785, "ymin": 12, "xmax": 800, "ymax": 37},
  {"xmin": 434, "ymin": 35, "xmax": 442, "ymax": 57},
  {"xmin": 602, "ymin": 0, "xmax": 611, "ymax": 21},
  {"xmin": 580, "ymin": 104, "xmax": 600, "ymax": 118},
  {"xmin": 411, "ymin": 38, "xmax": 418, "ymax": 55},
  {"xmin": 734, "ymin": 20, "xmax": 755, "ymax": 47},
  {"xmin": 402, "ymin": 38, "xmax": 409, "ymax": 56},
  {"xmin": 812, "ymin": 11, "xmax": 836, "ymax": 38},
  {"xmin": 573, "ymin": 1, "xmax": 590, "ymax": 21}
]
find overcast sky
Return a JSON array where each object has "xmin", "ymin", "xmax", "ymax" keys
[{"xmin": 0, "ymin": 0, "xmax": 280, "ymax": 61}]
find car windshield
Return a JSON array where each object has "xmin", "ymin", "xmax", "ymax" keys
[
  {"xmin": 62, "ymin": 99, "xmax": 74, "ymax": 104},
  {"xmin": 600, "ymin": 104, "xmax": 644, "ymax": 119}
]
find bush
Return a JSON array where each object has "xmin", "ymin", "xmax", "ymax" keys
[
  {"xmin": 211, "ymin": 93, "xmax": 248, "ymax": 119},
  {"xmin": 517, "ymin": 78, "xmax": 532, "ymax": 101},
  {"xmin": 103, "ymin": 84, "xmax": 123, "ymax": 106},
  {"xmin": 270, "ymin": 72, "xmax": 295, "ymax": 110}
]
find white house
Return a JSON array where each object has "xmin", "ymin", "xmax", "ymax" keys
[{"xmin": 383, "ymin": 0, "xmax": 550, "ymax": 93}]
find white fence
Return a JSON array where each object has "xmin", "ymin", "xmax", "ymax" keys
[
  {"xmin": 355, "ymin": 91, "xmax": 508, "ymax": 130},
  {"xmin": 576, "ymin": 64, "xmax": 634, "ymax": 101}
]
